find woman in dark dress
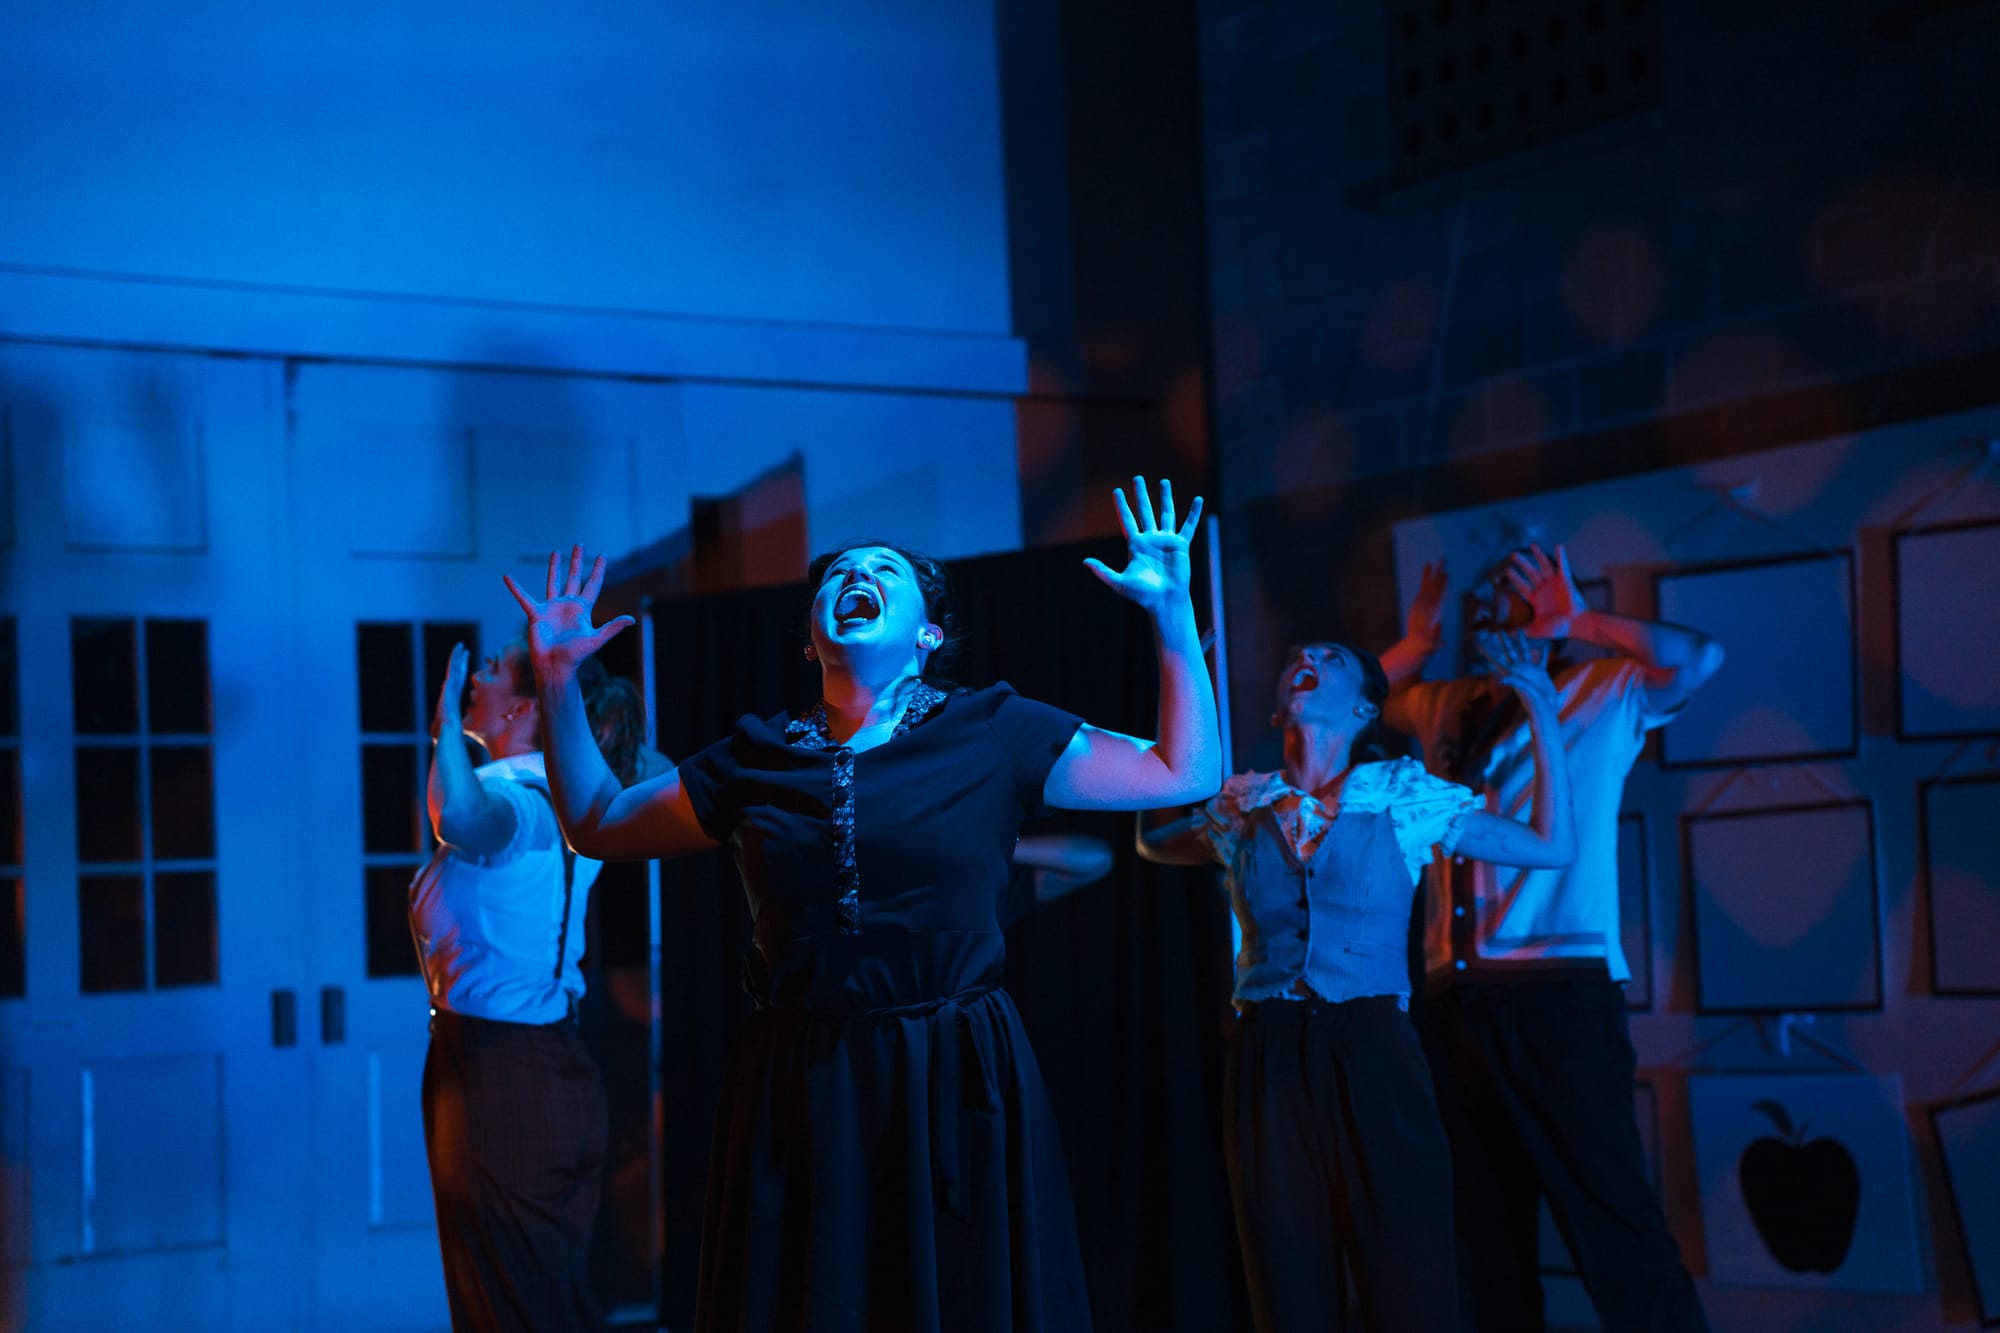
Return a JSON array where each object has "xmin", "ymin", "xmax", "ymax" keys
[{"xmin": 503, "ymin": 478, "xmax": 1221, "ymax": 1333}]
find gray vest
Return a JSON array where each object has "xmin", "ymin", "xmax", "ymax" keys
[{"xmin": 1227, "ymin": 802, "xmax": 1417, "ymax": 1006}]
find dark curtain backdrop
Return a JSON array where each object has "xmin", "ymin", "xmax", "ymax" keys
[{"xmin": 648, "ymin": 537, "xmax": 1250, "ymax": 1332}]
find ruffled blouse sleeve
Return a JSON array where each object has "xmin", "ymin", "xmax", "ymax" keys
[
  {"xmin": 1342, "ymin": 757, "xmax": 1482, "ymax": 884},
  {"xmin": 1193, "ymin": 772, "xmax": 1266, "ymax": 867}
]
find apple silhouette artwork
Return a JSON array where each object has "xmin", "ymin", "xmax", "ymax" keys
[{"xmin": 1737, "ymin": 1099, "xmax": 1861, "ymax": 1274}]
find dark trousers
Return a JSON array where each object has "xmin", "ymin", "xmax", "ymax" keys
[
  {"xmin": 1418, "ymin": 980, "xmax": 1707, "ymax": 1333},
  {"xmin": 1224, "ymin": 994, "xmax": 1458, "ymax": 1333},
  {"xmin": 423, "ymin": 1009, "xmax": 609, "ymax": 1333}
]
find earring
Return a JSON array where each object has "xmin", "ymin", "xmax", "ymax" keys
[{"xmin": 803, "ymin": 645, "xmax": 817, "ymax": 662}]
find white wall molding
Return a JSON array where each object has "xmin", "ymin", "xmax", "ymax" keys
[{"xmin": 0, "ymin": 264, "xmax": 1028, "ymax": 399}]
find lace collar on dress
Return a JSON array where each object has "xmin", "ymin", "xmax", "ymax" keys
[{"xmin": 785, "ymin": 680, "xmax": 951, "ymax": 751}]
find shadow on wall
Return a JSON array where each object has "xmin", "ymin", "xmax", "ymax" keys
[
  {"xmin": 600, "ymin": 452, "xmax": 808, "ymax": 618},
  {"xmin": 1015, "ymin": 364, "xmax": 1211, "ymax": 549}
]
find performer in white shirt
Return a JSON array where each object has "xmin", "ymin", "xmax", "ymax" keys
[
  {"xmin": 411, "ymin": 637, "xmax": 644, "ymax": 1332},
  {"xmin": 1383, "ymin": 546, "xmax": 1723, "ymax": 1333}
]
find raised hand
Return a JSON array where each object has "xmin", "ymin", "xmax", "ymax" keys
[
  {"xmin": 1477, "ymin": 629, "xmax": 1558, "ymax": 713},
  {"xmin": 1405, "ymin": 560, "xmax": 1449, "ymax": 653},
  {"xmin": 431, "ymin": 641, "xmax": 469, "ymax": 743},
  {"xmin": 1504, "ymin": 543, "xmax": 1586, "ymax": 640},
  {"xmin": 1083, "ymin": 476, "xmax": 1205, "ymax": 618},
  {"xmin": 502, "ymin": 545, "xmax": 636, "ymax": 682}
]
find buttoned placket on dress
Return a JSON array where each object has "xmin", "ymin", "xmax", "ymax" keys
[{"xmin": 786, "ymin": 683, "xmax": 949, "ymax": 936}]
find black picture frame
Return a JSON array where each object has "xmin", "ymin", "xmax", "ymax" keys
[
  {"xmin": 1920, "ymin": 774, "xmax": 2000, "ymax": 998},
  {"xmin": 1894, "ymin": 516, "xmax": 2000, "ymax": 741},
  {"xmin": 1931, "ymin": 1085, "xmax": 2000, "ymax": 1327},
  {"xmin": 1653, "ymin": 551, "xmax": 1858, "ymax": 769},
  {"xmin": 1683, "ymin": 800, "xmax": 1883, "ymax": 1015}
]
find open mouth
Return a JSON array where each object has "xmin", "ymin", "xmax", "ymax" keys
[
  {"xmin": 833, "ymin": 584, "xmax": 883, "ymax": 630},
  {"xmin": 1288, "ymin": 664, "xmax": 1319, "ymax": 695}
]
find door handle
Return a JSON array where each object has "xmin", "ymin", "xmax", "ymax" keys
[
  {"xmin": 320, "ymin": 986, "xmax": 346, "ymax": 1045},
  {"xmin": 271, "ymin": 989, "xmax": 298, "ymax": 1048}
]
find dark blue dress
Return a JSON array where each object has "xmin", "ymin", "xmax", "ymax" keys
[{"xmin": 678, "ymin": 682, "xmax": 1094, "ymax": 1333}]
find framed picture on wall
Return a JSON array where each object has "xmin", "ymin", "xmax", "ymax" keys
[
  {"xmin": 1920, "ymin": 775, "xmax": 2000, "ymax": 997},
  {"xmin": 1619, "ymin": 812, "xmax": 1654, "ymax": 1011},
  {"xmin": 1932, "ymin": 1086, "xmax": 2000, "ymax": 1326},
  {"xmin": 1654, "ymin": 552, "xmax": 1857, "ymax": 768},
  {"xmin": 1684, "ymin": 801, "xmax": 1882, "ymax": 1014},
  {"xmin": 1540, "ymin": 1080, "xmax": 1660, "ymax": 1276},
  {"xmin": 1690, "ymin": 1073, "xmax": 1923, "ymax": 1292},
  {"xmin": 1895, "ymin": 517, "xmax": 2000, "ymax": 740}
]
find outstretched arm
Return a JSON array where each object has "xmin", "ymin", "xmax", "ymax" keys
[
  {"xmin": 1381, "ymin": 560, "xmax": 1448, "ymax": 687},
  {"xmin": 1133, "ymin": 806, "xmax": 1215, "ymax": 867},
  {"xmin": 1381, "ymin": 560, "xmax": 1448, "ymax": 733},
  {"xmin": 425, "ymin": 642, "xmax": 517, "ymax": 855},
  {"xmin": 1452, "ymin": 632, "xmax": 1576, "ymax": 869},
  {"xmin": 504, "ymin": 547, "xmax": 717, "ymax": 862},
  {"xmin": 1013, "ymin": 833, "xmax": 1116, "ymax": 903},
  {"xmin": 1043, "ymin": 478, "xmax": 1224, "ymax": 811},
  {"xmin": 1507, "ymin": 544, "xmax": 1725, "ymax": 716}
]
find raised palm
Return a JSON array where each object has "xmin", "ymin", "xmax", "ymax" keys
[
  {"xmin": 1477, "ymin": 629, "xmax": 1557, "ymax": 710},
  {"xmin": 502, "ymin": 546, "xmax": 635, "ymax": 680},
  {"xmin": 1406, "ymin": 560, "xmax": 1448, "ymax": 652},
  {"xmin": 1505, "ymin": 543, "xmax": 1586, "ymax": 640},
  {"xmin": 430, "ymin": 640, "xmax": 469, "ymax": 742},
  {"xmin": 1084, "ymin": 476, "xmax": 1204, "ymax": 616}
]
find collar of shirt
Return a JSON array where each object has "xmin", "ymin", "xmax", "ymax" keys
[
  {"xmin": 1227, "ymin": 761, "xmax": 1440, "ymax": 863},
  {"xmin": 1229, "ymin": 770, "xmax": 1351, "ymax": 862},
  {"xmin": 787, "ymin": 681, "xmax": 950, "ymax": 752},
  {"xmin": 477, "ymin": 749, "xmax": 547, "ymax": 782}
]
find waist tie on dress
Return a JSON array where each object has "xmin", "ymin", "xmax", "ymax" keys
[
  {"xmin": 866, "ymin": 984, "xmax": 1003, "ymax": 1220},
  {"xmin": 752, "ymin": 980, "xmax": 1006, "ymax": 1219}
]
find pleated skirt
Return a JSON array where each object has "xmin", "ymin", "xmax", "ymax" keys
[{"xmin": 695, "ymin": 985, "xmax": 1094, "ymax": 1333}]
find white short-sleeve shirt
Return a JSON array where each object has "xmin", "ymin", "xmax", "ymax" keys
[
  {"xmin": 408, "ymin": 751, "xmax": 603, "ymax": 1024},
  {"xmin": 1406, "ymin": 659, "xmax": 1679, "ymax": 983}
]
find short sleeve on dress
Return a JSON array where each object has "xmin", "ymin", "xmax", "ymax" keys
[
  {"xmin": 676, "ymin": 722, "xmax": 751, "ymax": 843},
  {"xmin": 983, "ymin": 683, "xmax": 1086, "ymax": 808}
]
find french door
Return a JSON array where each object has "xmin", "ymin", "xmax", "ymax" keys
[{"xmin": 0, "ymin": 342, "xmax": 314, "ymax": 1330}]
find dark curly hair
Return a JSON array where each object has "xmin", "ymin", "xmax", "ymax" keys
[
  {"xmin": 804, "ymin": 540, "xmax": 963, "ymax": 683},
  {"xmin": 508, "ymin": 643, "xmax": 646, "ymax": 785}
]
